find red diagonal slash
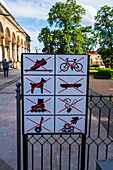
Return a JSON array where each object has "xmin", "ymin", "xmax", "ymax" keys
[
  {"xmin": 59, "ymin": 57, "xmax": 84, "ymax": 73},
  {"xmin": 26, "ymin": 98, "xmax": 51, "ymax": 113},
  {"xmin": 59, "ymin": 77, "xmax": 84, "ymax": 94},
  {"xmin": 26, "ymin": 77, "xmax": 51, "ymax": 94},
  {"xmin": 58, "ymin": 117, "xmax": 82, "ymax": 132},
  {"xmin": 25, "ymin": 56, "xmax": 51, "ymax": 73},
  {"xmin": 58, "ymin": 98, "xmax": 83, "ymax": 113},
  {"xmin": 26, "ymin": 117, "xmax": 51, "ymax": 132}
]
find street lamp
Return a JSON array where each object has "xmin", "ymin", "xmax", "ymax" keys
[{"xmin": 35, "ymin": 46, "xmax": 40, "ymax": 53}]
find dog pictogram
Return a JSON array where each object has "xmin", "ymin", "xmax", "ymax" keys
[
  {"xmin": 26, "ymin": 77, "xmax": 51, "ymax": 94},
  {"xmin": 30, "ymin": 78, "xmax": 47, "ymax": 94}
]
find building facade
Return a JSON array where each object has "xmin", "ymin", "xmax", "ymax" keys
[
  {"xmin": 87, "ymin": 51, "xmax": 104, "ymax": 66},
  {"xmin": 0, "ymin": 1, "xmax": 30, "ymax": 68}
]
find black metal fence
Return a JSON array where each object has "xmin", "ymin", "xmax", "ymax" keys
[{"xmin": 17, "ymin": 85, "xmax": 113, "ymax": 170}]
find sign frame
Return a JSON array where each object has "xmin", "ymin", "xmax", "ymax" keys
[{"xmin": 21, "ymin": 53, "xmax": 89, "ymax": 135}]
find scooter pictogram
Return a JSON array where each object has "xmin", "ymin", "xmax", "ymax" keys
[{"xmin": 35, "ymin": 117, "xmax": 44, "ymax": 133}]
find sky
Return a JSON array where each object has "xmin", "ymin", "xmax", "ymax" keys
[{"xmin": 2, "ymin": 0, "xmax": 113, "ymax": 52}]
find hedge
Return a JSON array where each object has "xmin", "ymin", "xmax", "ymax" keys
[{"xmin": 94, "ymin": 70, "xmax": 111, "ymax": 79}]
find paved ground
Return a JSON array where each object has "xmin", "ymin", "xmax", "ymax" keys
[
  {"xmin": 0, "ymin": 71, "xmax": 113, "ymax": 170},
  {"xmin": 0, "ymin": 68, "xmax": 20, "ymax": 87},
  {"xmin": 0, "ymin": 69, "xmax": 21, "ymax": 170},
  {"xmin": 89, "ymin": 76, "xmax": 113, "ymax": 95}
]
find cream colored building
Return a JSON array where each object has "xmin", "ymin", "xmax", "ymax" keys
[
  {"xmin": 0, "ymin": 0, "xmax": 30, "ymax": 68},
  {"xmin": 87, "ymin": 51, "xmax": 104, "ymax": 66}
]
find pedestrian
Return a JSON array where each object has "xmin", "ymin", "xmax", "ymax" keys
[{"xmin": 2, "ymin": 58, "xmax": 9, "ymax": 77}]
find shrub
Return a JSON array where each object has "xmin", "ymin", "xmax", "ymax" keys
[{"xmin": 94, "ymin": 70, "xmax": 111, "ymax": 79}]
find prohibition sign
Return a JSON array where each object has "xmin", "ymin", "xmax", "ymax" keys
[
  {"xmin": 22, "ymin": 54, "xmax": 89, "ymax": 135},
  {"xmin": 25, "ymin": 56, "xmax": 52, "ymax": 73},
  {"xmin": 26, "ymin": 77, "xmax": 51, "ymax": 94},
  {"xmin": 58, "ymin": 98, "xmax": 83, "ymax": 113},
  {"xmin": 58, "ymin": 117, "xmax": 82, "ymax": 132},
  {"xmin": 26, "ymin": 117, "xmax": 51, "ymax": 132},
  {"xmin": 59, "ymin": 77, "xmax": 84, "ymax": 94},
  {"xmin": 59, "ymin": 56, "xmax": 84, "ymax": 73},
  {"xmin": 26, "ymin": 97, "xmax": 51, "ymax": 113}
]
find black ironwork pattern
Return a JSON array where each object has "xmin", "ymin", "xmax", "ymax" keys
[{"xmin": 25, "ymin": 95, "xmax": 113, "ymax": 170}]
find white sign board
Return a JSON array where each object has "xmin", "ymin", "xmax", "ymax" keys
[{"xmin": 22, "ymin": 54, "xmax": 89, "ymax": 134}]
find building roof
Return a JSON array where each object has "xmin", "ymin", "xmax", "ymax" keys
[
  {"xmin": 87, "ymin": 51, "xmax": 99, "ymax": 55},
  {"xmin": 0, "ymin": 0, "xmax": 30, "ymax": 41},
  {"xmin": 0, "ymin": 0, "xmax": 11, "ymax": 13}
]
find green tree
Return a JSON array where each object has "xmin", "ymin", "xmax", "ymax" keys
[
  {"xmin": 81, "ymin": 26, "xmax": 96, "ymax": 52},
  {"xmin": 38, "ymin": 0, "xmax": 95, "ymax": 54},
  {"xmin": 94, "ymin": 5, "xmax": 113, "ymax": 66}
]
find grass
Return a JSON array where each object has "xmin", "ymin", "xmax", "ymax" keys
[{"xmin": 89, "ymin": 67, "xmax": 113, "ymax": 79}]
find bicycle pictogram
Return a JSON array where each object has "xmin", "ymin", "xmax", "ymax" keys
[{"xmin": 60, "ymin": 58, "xmax": 83, "ymax": 72}]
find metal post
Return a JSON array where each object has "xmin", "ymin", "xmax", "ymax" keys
[
  {"xmin": 16, "ymin": 82, "xmax": 21, "ymax": 170},
  {"xmin": 80, "ymin": 134, "xmax": 86, "ymax": 170},
  {"xmin": 23, "ymin": 135, "xmax": 28, "ymax": 170}
]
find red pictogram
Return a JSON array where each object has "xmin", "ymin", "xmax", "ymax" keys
[
  {"xmin": 25, "ymin": 56, "xmax": 51, "ymax": 73},
  {"xmin": 59, "ymin": 57, "xmax": 84, "ymax": 73},
  {"xmin": 26, "ymin": 117, "xmax": 51, "ymax": 132},
  {"xmin": 58, "ymin": 77, "xmax": 84, "ymax": 93},
  {"xmin": 58, "ymin": 117, "xmax": 82, "ymax": 132},
  {"xmin": 58, "ymin": 98, "xmax": 83, "ymax": 113},
  {"xmin": 26, "ymin": 77, "xmax": 51, "ymax": 94},
  {"xmin": 26, "ymin": 97, "xmax": 51, "ymax": 113}
]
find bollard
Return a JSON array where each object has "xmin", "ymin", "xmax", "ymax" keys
[{"xmin": 16, "ymin": 82, "xmax": 21, "ymax": 170}]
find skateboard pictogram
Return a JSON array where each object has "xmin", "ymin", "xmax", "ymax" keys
[
  {"xmin": 59, "ymin": 77, "xmax": 84, "ymax": 94},
  {"xmin": 59, "ymin": 57, "xmax": 84, "ymax": 73},
  {"xmin": 26, "ymin": 97, "xmax": 51, "ymax": 113},
  {"xmin": 25, "ymin": 56, "xmax": 53, "ymax": 73},
  {"xmin": 26, "ymin": 117, "xmax": 51, "ymax": 133},
  {"xmin": 26, "ymin": 77, "xmax": 51, "ymax": 94},
  {"xmin": 58, "ymin": 98, "xmax": 83, "ymax": 113}
]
